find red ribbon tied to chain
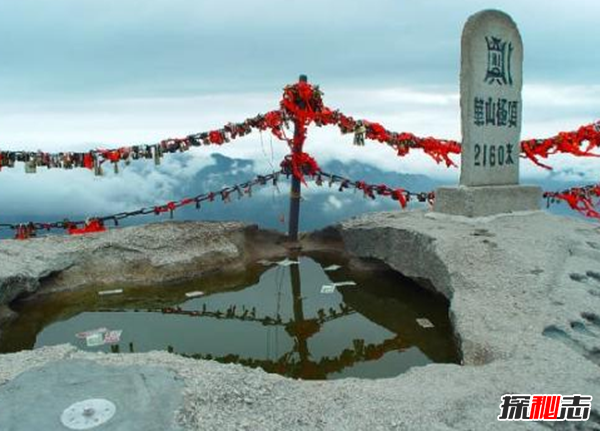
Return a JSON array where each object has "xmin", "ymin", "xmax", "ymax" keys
[
  {"xmin": 83, "ymin": 153, "xmax": 94, "ymax": 170},
  {"xmin": 281, "ymin": 152, "xmax": 320, "ymax": 186},
  {"xmin": 365, "ymin": 122, "xmax": 390, "ymax": 142},
  {"xmin": 521, "ymin": 122, "xmax": 600, "ymax": 169},
  {"xmin": 15, "ymin": 224, "xmax": 35, "ymax": 240},
  {"xmin": 68, "ymin": 219, "xmax": 106, "ymax": 235},
  {"xmin": 154, "ymin": 201, "xmax": 177, "ymax": 215},
  {"xmin": 263, "ymin": 111, "xmax": 285, "ymax": 140},
  {"xmin": 280, "ymin": 81, "xmax": 324, "ymax": 127},
  {"xmin": 392, "ymin": 189, "xmax": 408, "ymax": 209},
  {"xmin": 209, "ymin": 131, "xmax": 225, "ymax": 145},
  {"xmin": 551, "ymin": 185, "xmax": 600, "ymax": 220},
  {"xmin": 99, "ymin": 149, "xmax": 122, "ymax": 164}
]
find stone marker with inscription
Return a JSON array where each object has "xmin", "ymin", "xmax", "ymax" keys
[{"xmin": 435, "ymin": 9, "xmax": 541, "ymax": 217}]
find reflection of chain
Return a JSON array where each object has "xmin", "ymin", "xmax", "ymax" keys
[
  {"xmin": 182, "ymin": 334, "xmax": 403, "ymax": 379},
  {"xmin": 148, "ymin": 302, "xmax": 355, "ymax": 326}
]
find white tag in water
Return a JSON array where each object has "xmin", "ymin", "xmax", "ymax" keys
[
  {"xmin": 98, "ymin": 289, "xmax": 123, "ymax": 296},
  {"xmin": 76, "ymin": 327, "xmax": 107, "ymax": 339},
  {"xmin": 333, "ymin": 281, "xmax": 357, "ymax": 287},
  {"xmin": 277, "ymin": 258, "xmax": 299, "ymax": 267},
  {"xmin": 86, "ymin": 333, "xmax": 105, "ymax": 347},
  {"xmin": 324, "ymin": 265, "xmax": 342, "ymax": 272},
  {"xmin": 416, "ymin": 318, "xmax": 435, "ymax": 329},
  {"xmin": 321, "ymin": 285, "xmax": 335, "ymax": 294},
  {"xmin": 103, "ymin": 330, "xmax": 123, "ymax": 345}
]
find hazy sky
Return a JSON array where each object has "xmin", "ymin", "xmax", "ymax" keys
[
  {"xmin": 0, "ymin": 0, "xmax": 598, "ymax": 215},
  {"xmin": 1, "ymin": 0, "xmax": 598, "ymax": 98}
]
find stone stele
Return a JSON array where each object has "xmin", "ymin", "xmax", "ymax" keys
[{"xmin": 435, "ymin": 9, "xmax": 541, "ymax": 217}]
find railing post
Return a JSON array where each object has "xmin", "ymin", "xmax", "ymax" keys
[{"xmin": 287, "ymin": 74, "xmax": 307, "ymax": 242}]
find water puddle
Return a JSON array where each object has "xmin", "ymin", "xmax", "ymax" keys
[{"xmin": 0, "ymin": 253, "xmax": 459, "ymax": 379}]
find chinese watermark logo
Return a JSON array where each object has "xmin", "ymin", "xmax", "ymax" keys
[{"xmin": 498, "ymin": 394, "xmax": 593, "ymax": 421}]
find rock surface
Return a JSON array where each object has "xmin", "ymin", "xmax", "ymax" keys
[
  {"xmin": 0, "ymin": 221, "xmax": 251, "ymax": 310},
  {"xmin": 0, "ymin": 211, "xmax": 599, "ymax": 430},
  {"xmin": 340, "ymin": 210, "xmax": 600, "ymax": 368}
]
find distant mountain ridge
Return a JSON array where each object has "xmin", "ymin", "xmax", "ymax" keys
[
  {"xmin": 182, "ymin": 153, "xmax": 448, "ymax": 194},
  {"xmin": 0, "ymin": 153, "xmax": 591, "ymax": 239}
]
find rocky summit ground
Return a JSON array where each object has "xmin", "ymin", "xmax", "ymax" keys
[
  {"xmin": 0, "ymin": 210, "xmax": 599, "ymax": 430},
  {"xmin": 0, "ymin": 221, "xmax": 249, "ymax": 306}
]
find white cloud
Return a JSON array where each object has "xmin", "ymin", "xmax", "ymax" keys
[
  {"xmin": 323, "ymin": 195, "xmax": 345, "ymax": 212},
  {"xmin": 0, "ymin": 151, "xmax": 217, "ymax": 216}
]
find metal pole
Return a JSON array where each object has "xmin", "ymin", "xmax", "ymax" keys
[{"xmin": 287, "ymin": 74, "xmax": 307, "ymax": 242}]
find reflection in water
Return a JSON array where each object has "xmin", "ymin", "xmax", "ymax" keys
[{"xmin": 0, "ymin": 254, "xmax": 459, "ymax": 380}]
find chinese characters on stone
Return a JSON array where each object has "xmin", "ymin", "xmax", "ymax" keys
[
  {"xmin": 485, "ymin": 36, "xmax": 514, "ymax": 86},
  {"xmin": 474, "ymin": 97, "xmax": 518, "ymax": 127},
  {"xmin": 471, "ymin": 34, "xmax": 519, "ymax": 170},
  {"xmin": 473, "ymin": 142, "xmax": 514, "ymax": 167}
]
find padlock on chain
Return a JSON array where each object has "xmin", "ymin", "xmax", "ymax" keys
[
  {"xmin": 153, "ymin": 144, "xmax": 163, "ymax": 166},
  {"xmin": 353, "ymin": 121, "xmax": 366, "ymax": 146},
  {"xmin": 315, "ymin": 173, "xmax": 323, "ymax": 186},
  {"xmin": 94, "ymin": 157, "xmax": 103, "ymax": 176},
  {"xmin": 397, "ymin": 142, "xmax": 409, "ymax": 156},
  {"xmin": 338, "ymin": 180, "xmax": 349, "ymax": 192},
  {"xmin": 24, "ymin": 159, "xmax": 37, "ymax": 174},
  {"xmin": 272, "ymin": 173, "xmax": 281, "ymax": 194},
  {"xmin": 234, "ymin": 186, "xmax": 243, "ymax": 200},
  {"xmin": 179, "ymin": 140, "xmax": 189, "ymax": 153},
  {"xmin": 187, "ymin": 134, "xmax": 200, "ymax": 147},
  {"xmin": 41, "ymin": 153, "xmax": 51, "ymax": 169},
  {"xmin": 49, "ymin": 154, "xmax": 57, "ymax": 169},
  {"xmin": 64, "ymin": 153, "xmax": 74, "ymax": 170},
  {"xmin": 221, "ymin": 189, "xmax": 231, "ymax": 203}
]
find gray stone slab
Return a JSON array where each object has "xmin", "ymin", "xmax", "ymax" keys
[
  {"xmin": 460, "ymin": 10, "xmax": 523, "ymax": 186},
  {"xmin": 434, "ymin": 185, "xmax": 542, "ymax": 217},
  {"xmin": 0, "ymin": 359, "xmax": 183, "ymax": 431}
]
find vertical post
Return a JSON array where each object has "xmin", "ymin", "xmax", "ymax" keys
[
  {"xmin": 287, "ymin": 74, "xmax": 308, "ymax": 242},
  {"xmin": 289, "ymin": 263, "xmax": 308, "ymax": 364},
  {"xmin": 289, "ymin": 261, "xmax": 323, "ymax": 379}
]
